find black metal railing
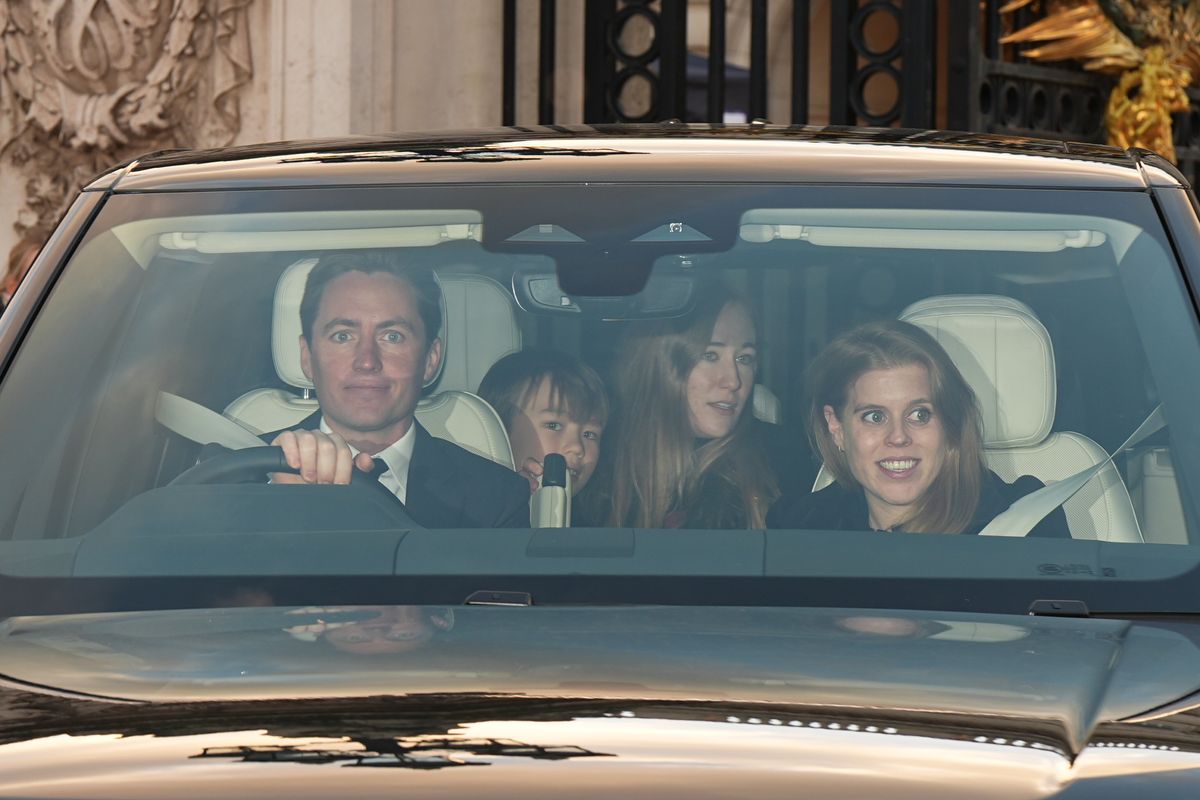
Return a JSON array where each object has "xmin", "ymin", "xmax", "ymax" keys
[
  {"xmin": 577, "ymin": 0, "xmax": 937, "ymax": 126},
  {"xmin": 500, "ymin": 0, "xmax": 1200, "ymax": 179},
  {"xmin": 947, "ymin": 0, "xmax": 1111, "ymax": 143},
  {"xmin": 1175, "ymin": 89, "xmax": 1200, "ymax": 188},
  {"xmin": 583, "ymin": 0, "xmax": 687, "ymax": 123},
  {"xmin": 829, "ymin": 0, "xmax": 936, "ymax": 127}
]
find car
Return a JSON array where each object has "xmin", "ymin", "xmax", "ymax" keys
[{"xmin": 1, "ymin": 124, "xmax": 1200, "ymax": 797}]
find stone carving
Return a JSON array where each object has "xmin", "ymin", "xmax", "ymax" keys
[{"xmin": 0, "ymin": 0, "xmax": 253, "ymax": 236}]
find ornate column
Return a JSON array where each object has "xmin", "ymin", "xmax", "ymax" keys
[{"xmin": 0, "ymin": 0, "xmax": 254, "ymax": 247}]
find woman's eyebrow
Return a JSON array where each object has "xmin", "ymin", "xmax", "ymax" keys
[
  {"xmin": 709, "ymin": 340, "xmax": 758, "ymax": 348},
  {"xmin": 850, "ymin": 398, "xmax": 933, "ymax": 413}
]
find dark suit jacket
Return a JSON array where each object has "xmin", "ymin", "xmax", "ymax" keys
[
  {"xmin": 271, "ymin": 412, "xmax": 531, "ymax": 529},
  {"xmin": 766, "ymin": 469, "xmax": 1070, "ymax": 537}
]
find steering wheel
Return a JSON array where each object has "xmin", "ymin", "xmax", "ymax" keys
[
  {"xmin": 171, "ymin": 445, "xmax": 377, "ymax": 491},
  {"xmin": 170, "ymin": 446, "xmax": 297, "ymax": 485},
  {"xmin": 169, "ymin": 445, "xmax": 423, "ymax": 528}
]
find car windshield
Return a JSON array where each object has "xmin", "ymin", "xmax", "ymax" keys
[{"xmin": 1, "ymin": 179, "xmax": 1199, "ymax": 615}]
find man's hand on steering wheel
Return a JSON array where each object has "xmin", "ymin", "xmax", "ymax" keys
[{"xmin": 270, "ymin": 429, "xmax": 375, "ymax": 485}]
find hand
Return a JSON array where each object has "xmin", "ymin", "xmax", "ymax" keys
[
  {"xmin": 270, "ymin": 429, "xmax": 374, "ymax": 484},
  {"xmin": 517, "ymin": 456, "xmax": 543, "ymax": 494}
]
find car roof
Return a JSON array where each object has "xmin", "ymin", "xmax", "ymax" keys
[{"xmin": 88, "ymin": 124, "xmax": 1184, "ymax": 193}]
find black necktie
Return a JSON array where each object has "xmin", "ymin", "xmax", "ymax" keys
[
  {"xmin": 369, "ymin": 457, "xmax": 390, "ymax": 481},
  {"xmin": 364, "ymin": 456, "xmax": 407, "ymax": 509}
]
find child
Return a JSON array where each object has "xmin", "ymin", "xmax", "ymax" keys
[{"xmin": 478, "ymin": 349, "xmax": 608, "ymax": 496}]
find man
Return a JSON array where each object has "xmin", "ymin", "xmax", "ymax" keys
[{"xmin": 270, "ymin": 250, "xmax": 530, "ymax": 528}]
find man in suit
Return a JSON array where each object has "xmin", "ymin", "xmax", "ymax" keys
[{"xmin": 270, "ymin": 250, "xmax": 529, "ymax": 528}]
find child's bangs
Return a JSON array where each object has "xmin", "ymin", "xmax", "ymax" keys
[{"xmin": 534, "ymin": 371, "xmax": 608, "ymax": 426}]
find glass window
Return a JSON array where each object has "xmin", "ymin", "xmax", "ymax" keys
[{"xmin": 0, "ymin": 183, "xmax": 1196, "ymax": 614}]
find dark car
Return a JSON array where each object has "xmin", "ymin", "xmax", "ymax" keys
[{"xmin": 2, "ymin": 125, "xmax": 1200, "ymax": 797}]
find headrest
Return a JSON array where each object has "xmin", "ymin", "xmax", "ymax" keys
[
  {"xmin": 433, "ymin": 273, "xmax": 522, "ymax": 393},
  {"xmin": 899, "ymin": 295, "xmax": 1056, "ymax": 448},
  {"xmin": 272, "ymin": 258, "xmax": 521, "ymax": 395}
]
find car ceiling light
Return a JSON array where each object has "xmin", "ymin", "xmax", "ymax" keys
[
  {"xmin": 738, "ymin": 224, "xmax": 1107, "ymax": 252},
  {"xmin": 157, "ymin": 224, "xmax": 482, "ymax": 253}
]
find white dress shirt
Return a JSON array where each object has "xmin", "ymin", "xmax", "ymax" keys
[{"xmin": 319, "ymin": 417, "xmax": 416, "ymax": 504}]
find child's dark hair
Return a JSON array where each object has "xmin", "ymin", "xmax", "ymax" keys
[{"xmin": 478, "ymin": 349, "xmax": 609, "ymax": 429}]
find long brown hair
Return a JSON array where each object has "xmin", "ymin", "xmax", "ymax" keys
[
  {"xmin": 808, "ymin": 320, "xmax": 985, "ymax": 534},
  {"xmin": 600, "ymin": 282, "xmax": 778, "ymax": 529}
]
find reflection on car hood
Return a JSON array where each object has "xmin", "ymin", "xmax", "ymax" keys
[{"xmin": 2, "ymin": 605, "xmax": 1200, "ymax": 797}]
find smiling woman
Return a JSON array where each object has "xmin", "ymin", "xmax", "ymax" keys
[{"xmin": 768, "ymin": 320, "xmax": 1069, "ymax": 537}]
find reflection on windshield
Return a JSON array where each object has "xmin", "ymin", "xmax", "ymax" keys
[
  {"xmin": 194, "ymin": 737, "xmax": 614, "ymax": 769},
  {"xmin": 283, "ymin": 606, "xmax": 454, "ymax": 655}
]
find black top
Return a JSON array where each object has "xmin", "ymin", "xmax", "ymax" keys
[{"xmin": 766, "ymin": 469, "xmax": 1071, "ymax": 537}]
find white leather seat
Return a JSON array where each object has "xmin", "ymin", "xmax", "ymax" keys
[
  {"xmin": 816, "ymin": 295, "xmax": 1142, "ymax": 542},
  {"xmin": 752, "ymin": 384, "xmax": 781, "ymax": 425},
  {"xmin": 223, "ymin": 258, "xmax": 521, "ymax": 468}
]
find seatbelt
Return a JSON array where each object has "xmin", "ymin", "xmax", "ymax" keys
[
  {"xmin": 978, "ymin": 405, "xmax": 1165, "ymax": 538},
  {"xmin": 155, "ymin": 391, "xmax": 265, "ymax": 450}
]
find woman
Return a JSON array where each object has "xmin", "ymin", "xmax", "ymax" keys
[
  {"xmin": 592, "ymin": 282, "xmax": 780, "ymax": 529},
  {"xmin": 767, "ymin": 320, "xmax": 1068, "ymax": 536}
]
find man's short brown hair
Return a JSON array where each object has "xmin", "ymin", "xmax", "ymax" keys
[{"xmin": 299, "ymin": 250, "xmax": 442, "ymax": 352}]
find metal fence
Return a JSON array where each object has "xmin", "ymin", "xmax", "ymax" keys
[{"xmin": 501, "ymin": 0, "xmax": 1200, "ymax": 183}]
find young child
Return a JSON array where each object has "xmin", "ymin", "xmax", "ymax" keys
[{"xmin": 478, "ymin": 349, "xmax": 608, "ymax": 496}]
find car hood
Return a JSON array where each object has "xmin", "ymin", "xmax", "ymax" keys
[{"xmin": 1, "ymin": 605, "xmax": 1200, "ymax": 798}]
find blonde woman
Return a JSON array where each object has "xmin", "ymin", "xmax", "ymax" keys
[
  {"xmin": 768, "ymin": 320, "xmax": 1068, "ymax": 536},
  {"xmin": 592, "ymin": 282, "xmax": 780, "ymax": 529}
]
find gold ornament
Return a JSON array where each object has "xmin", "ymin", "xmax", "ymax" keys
[
  {"xmin": 1106, "ymin": 45, "xmax": 1191, "ymax": 163},
  {"xmin": 1001, "ymin": 0, "xmax": 1200, "ymax": 161}
]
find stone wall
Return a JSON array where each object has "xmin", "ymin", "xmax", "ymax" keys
[
  {"xmin": 0, "ymin": 0, "xmax": 851, "ymax": 261},
  {"xmin": 0, "ymin": 0, "xmax": 590, "ymax": 262}
]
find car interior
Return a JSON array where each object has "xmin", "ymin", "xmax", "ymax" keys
[{"xmin": 0, "ymin": 183, "xmax": 1196, "ymax": 581}]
